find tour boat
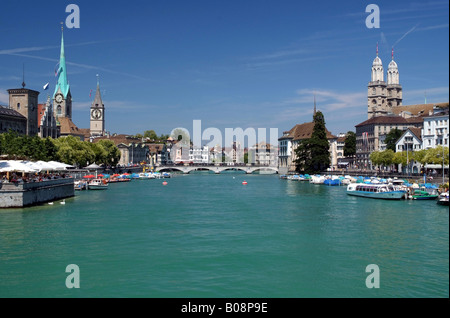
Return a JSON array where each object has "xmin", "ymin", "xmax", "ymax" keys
[
  {"xmin": 346, "ymin": 183, "xmax": 406, "ymax": 200},
  {"xmin": 88, "ymin": 178, "xmax": 108, "ymax": 190}
]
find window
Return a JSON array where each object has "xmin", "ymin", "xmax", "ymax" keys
[
  {"xmin": 57, "ymin": 105, "xmax": 62, "ymax": 115},
  {"xmin": 17, "ymin": 103, "xmax": 20, "ymax": 110}
]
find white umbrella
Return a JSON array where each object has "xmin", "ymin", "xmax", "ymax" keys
[
  {"xmin": 48, "ymin": 161, "xmax": 75, "ymax": 170},
  {"xmin": 36, "ymin": 161, "xmax": 58, "ymax": 171},
  {"xmin": 21, "ymin": 161, "xmax": 43, "ymax": 172},
  {"xmin": 0, "ymin": 160, "xmax": 38, "ymax": 173},
  {"xmin": 84, "ymin": 163, "xmax": 101, "ymax": 169}
]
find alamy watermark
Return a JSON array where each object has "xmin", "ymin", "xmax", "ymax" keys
[
  {"xmin": 365, "ymin": 264, "xmax": 380, "ymax": 288},
  {"xmin": 169, "ymin": 120, "xmax": 278, "ymax": 168},
  {"xmin": 365, "ymin": 4, "xmax": 380, "ymax": 29},
  {"xmin": 65, "ymin": 4, "xmax": 80, "ymax": 29},
  {"xmin": 65, "ymin": 264, "xmax": 80, "ymax": 288}
]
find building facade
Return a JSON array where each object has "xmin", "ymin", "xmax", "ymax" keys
[
  {"xmin": 248, "ymin": 142, "xmax": 278, "ymax": 166},
  {"xmin": 355, "ymin": 116, "xmax": 424, "ymax": 169},
  {"xmin": 422, "ymin": 108, "xmax": 449, "ymax": 149},
  {"xmin": 7, "ymin": 88, "xmax": 39, "ymax": 136},
  {"xmin": 278, "ymin": 121, "xmax": 337, "ymax": 174},
  {"xmin": 0, "ymin": 106, "xmax": 27, "ymax": 135},
  {"xmin": 189, "ymin": 146, "xmax": 210, "ymax": 164},
  {"xmin": 38, "ymin": 96, "xmax": 59, "ymax": 138}
]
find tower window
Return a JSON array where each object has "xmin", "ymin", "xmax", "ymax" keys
[
  {"xmin": 17, "ymin": 103, "xmax": 20, "ymax": 110},
  {"xmin": 57, "ymin": 106, "xmax": 62, "ymax": 115}
]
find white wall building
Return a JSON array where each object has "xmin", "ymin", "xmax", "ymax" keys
[
  {"xmin": 422, "ymin": 109, "xmax": 449, "ymax": 149},
  {"xmin": 189, "ymin": 146, "xmax": 209, "ymax": 164}
]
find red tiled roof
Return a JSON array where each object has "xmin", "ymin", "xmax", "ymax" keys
[
  {"xmin": 281, "ymin": 121, "xmax": 337, "ymax": 141},
  {"xmin": 355, "ymin": 115, "xmax": 423, "ymax": 127}
]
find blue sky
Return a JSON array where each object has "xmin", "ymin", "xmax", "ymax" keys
[{"xmin": 0, "ymin": 0, "xmax": 448, "ymax": 140}]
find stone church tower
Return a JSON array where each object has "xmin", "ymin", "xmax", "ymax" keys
[
  {"xmin": 53, "ymin": 26, "xmax": 72, "ymax": 120},
  {"xmin": 90, "ymin": 75, "xmax": 105, "ymax": 137},
  {"xmin": 367, "ymin": 44, "xmax": 402, "ymax": 119},
  {"xmin": 7, "ymin": 87, "xmax": 40, "ymax": 136},
  {"xmin": 386, "ymin": 48, "xmax": 402, "ymax": 109}
]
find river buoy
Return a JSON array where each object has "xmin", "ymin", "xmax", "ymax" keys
[
  {"xmin": 162, "ymin": 181, "xmax": 168, "ymax": 186},
  {"xmin": 242, "ymin": 181, "xmax": 247, "ymax": 185}
]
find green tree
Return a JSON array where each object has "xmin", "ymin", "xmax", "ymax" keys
[
  {"xmin": 52, "ymin": 136, "xmax": 95, "ymax": 168},
  {"xmin": 385, "ymin": 128, "xmax": 403, "ymax": 151},
  {"xmin": 343, "ymin": 131, "xmax": 356, "ymax": 157},
  {"xmin": 369, "ymin": 151, "xmax": 381, "ymax": 166},
  {"xmin": 144, "ymin": 130, "xmax": 158, "ymax": 140},
  {"xmin": 96, "ymin": 139, "xmax": 121, "ymax": 166},
  {"xmin": 424, "ymin": 146, "xmax": 449, "ymax": 165},
  {"xmin": 294, "ymin": 111, "xmax": 330, "ymax": 173},
  {"xmin": 393, "ymin": 151, "xmax": 408, "ymax": 166},
  {"xmin": 89, "ymin": 142, "xmax": 107, "ymax": 165}
]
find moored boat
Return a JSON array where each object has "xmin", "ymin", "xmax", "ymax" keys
[
  {"xmin": 74, "ymin": 180, "xmax": 88, "ymax": 190},
  {"xmin": 409, "ymin": 189, "xmax": 439, "ymax": 200},
  {"xmin": 88, "ymin": 178, "xmax": 108, "ymax": 190},
  {"xmin": 437, "ymin": 192, "xmax": 449, "ymax": 206},
  {"xmin": 346, "ymin": 183, "xmax": 406, "ymax": 200}
]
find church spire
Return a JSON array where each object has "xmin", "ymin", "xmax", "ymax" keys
[
  {"xmin": 92, "ymin": 74, "xmax": 104, "ymax": 108},
  {"xmin": 313, "ymin": 93, "xmax": 317, "ymax": 116},
  {"xmin": 54, "ymin": 23, "xmax": 70, "ymax": 98}
]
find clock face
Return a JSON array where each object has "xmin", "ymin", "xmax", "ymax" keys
[
  {"xmin": 55, "ymin": 93, "xmax": 63, "ymax": 103},
  {"xmin": 91, "ymin": 109, "xmax": 102, "ymax": 120}
]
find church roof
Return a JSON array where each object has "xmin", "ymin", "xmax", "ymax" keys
[
  {"xmin": 0, "ymin": 106, "xmax": 26, "ymax": 119},
  {"xmin": 280, "ymin": 121, "xmax": 337, "ymax": 141},
  {"xmin": 355, "ymin": 115, "xmax": 423, "ymax": 127},
  {"xmin": 58, "ymin": 117, "xmax": 84, "ymax": 138},
  {"xmin": 93, "ymin": 134, "xmax": 142, "ymax": 146}
]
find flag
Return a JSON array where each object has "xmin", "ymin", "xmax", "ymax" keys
[
  {"xmin": 43, "ymin": 83, "xmax": 49, "ymax": 90},
  {"xmin": 89, "ymin": 89, "xmax": 92, "ymax": 97}
]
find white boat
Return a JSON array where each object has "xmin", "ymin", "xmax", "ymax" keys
[
  {"xmin": 88, "ymin": 178, "xmax": 108, "ymax": 190},
  {"xmin": 437, "ymin": 192, "xmax": 449, "ymax": 206},
  {"xmin": 74, "ymin": 180, "xmax": 87, "ymax": 191},
  {"xmin": 310, "ymin": 175, "xmax": 326, "ymax": 184},
  {"xmin": 346, "ymin": 183, "xmax": 406, "ymax": 200},
  {"xmin": 139, "ymin": 172, "xmax": 155, "ymax": 179}
]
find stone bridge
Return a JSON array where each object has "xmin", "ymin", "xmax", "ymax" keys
[{"xmin": 154, "ymin": 165, "xmax": 278, "ymax": 174}]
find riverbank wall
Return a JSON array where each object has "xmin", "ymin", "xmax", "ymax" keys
[{"xmin": 0, "ymin": 178, "xmax": 74, "ymax": 208}]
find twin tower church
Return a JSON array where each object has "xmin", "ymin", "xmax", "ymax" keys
[
  {"xmin": 4, "ymin": 28, "xmax": 105, "ymax": 140},
  {"xmin": 368, "ymin": 45, "xmax": 402, "ymax": 119}
]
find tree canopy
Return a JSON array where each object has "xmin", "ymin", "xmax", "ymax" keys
[
  {"xmin": 294, "ymin": 111, "xmax": 330, "ymax": 173},
  {"xmin": 343, "ymin": 131, "xmax": 356, "ymax": 157},
  {"xmin": 384, "ymin": 128, "xmax": 403, "ymax": 151},
  {"xmin": 0, "ymin": 131, "xmax": 121, "ymax": 168}
]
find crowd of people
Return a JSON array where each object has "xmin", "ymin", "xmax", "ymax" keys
[{"xmin": 1, "ymin": 172, "xmax": 71, "ymax": 183}]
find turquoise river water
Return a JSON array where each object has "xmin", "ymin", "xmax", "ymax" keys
[{"xmin": 0, "ymin": 172, "xmax": 448, "ymax": 298}]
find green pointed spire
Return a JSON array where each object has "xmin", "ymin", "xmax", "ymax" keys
[{"xmin": 53, "ymin": 24, "xmax": 70, "ymax": 98}]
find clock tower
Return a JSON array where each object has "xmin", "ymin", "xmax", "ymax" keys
[
  {"xmin": 90, "ymin": 75, "xmax": 105, "ymax": 137},
  {"xmin": 53, "ymin": 25, "xmax": 72, "ymax": 119}
]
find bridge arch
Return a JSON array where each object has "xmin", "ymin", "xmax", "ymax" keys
[{"xmin": 248, "ymin": 167, "xmax": 279, "ymax": 174}]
